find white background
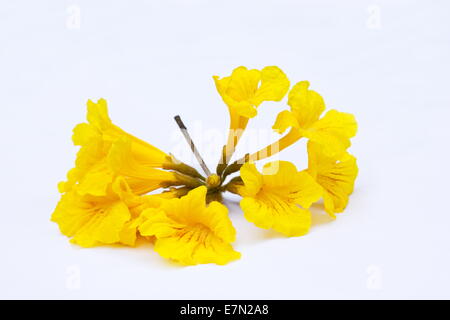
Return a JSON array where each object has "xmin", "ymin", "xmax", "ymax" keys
[{"xmin": 1, "ymin": 0, "xmax": 450, "ymax": 299}]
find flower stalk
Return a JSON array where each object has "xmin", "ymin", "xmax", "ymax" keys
[{"xmin": 174, "ymin": 115, "xmax": 212, "ymax": 177}]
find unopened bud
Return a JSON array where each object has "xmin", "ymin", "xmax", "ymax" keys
[{"xmin": 206, "ymin": 174, "xmax": 221, "ymax": 189}]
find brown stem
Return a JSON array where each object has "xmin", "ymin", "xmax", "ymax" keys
[{"xmin": 174, "ymin": 115, "xmax": 212, "ymax": 177}]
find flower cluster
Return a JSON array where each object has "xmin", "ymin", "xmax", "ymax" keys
[{"xmin": 52, "ymin": 66, "xmax": 358, "ymax": 266}]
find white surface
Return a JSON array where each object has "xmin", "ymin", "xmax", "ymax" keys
[{"xmin": 1, "ymin": 0, "xmax": 450, "ymax": 299}]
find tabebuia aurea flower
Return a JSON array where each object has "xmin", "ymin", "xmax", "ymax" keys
[
  {"xmin": 136, "ymin": 186, "xmax": 240, "ymax": 265},
  {"xmin": 52, "ymin": 65, "xmax": 358, "ymax": 266},
  {"xmin": 305, "ymin": 142, "xmax": 358, "ymax": 218},
  {"xmin": 213, "ymin": 66, "xmax": 290, "ymax": 174},
  {"xmin": 237, "ymin": 161, "xmax": 322, "ymax": 237}
]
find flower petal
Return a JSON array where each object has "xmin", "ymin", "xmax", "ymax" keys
[
  {"xmin": 272, "ymin": 110, "xmax": 299, "ymax": 134},
  {"xmin": 241, "ymin": 197, "xmax": 311, "ymax": 237},
  {"xmin": 136, "ymin": 187, "xmax": 240, "ymax": 265},
  {"xmin": 204, "ymin": 201, "xmax": 237, "ymax": 243},
  {"xmin": 213, "ymin": 67, "xmax": 261, "ymax": 118},
  {"xmin": 72, "ymin": 123, "xmax": 99, "ymax": 146},
  {"xmin": 226, "ymin": 66, "xmax": 261, "ymax": 102},
  {"xmin": 52, "ymin": 191, "xmax": 131, "ymax": 248},
  {"xmin": 239, "ymin": 163, "xmax": 263, "ymax": 196},
  {"xmin": 307, "ymin": 142, "xmax": 358, "ymax": 216},
  {"xmin": 288, "ymin": 81, "xmax": 325, "ymax": 128},
  {"xmin": 138, "ymin": 208, "xmax": 180, "ymax": 238},
  {"xmin": 261, "ymin": 161, "xmax": 322, "ymax": 208},
  {"xmin": 252, "ymin": 66, "xmax": 290, "ymax": 106},
  {"xmin": 239, "ymin": 161, "xmax": 320, "ymax": 237},
  {"xmin": 312, "ymin": 109, "xmax": 357, "ymax": 139},
  {"xmin": 154, "ymin": 234, "xmax": 240, "ymax": 266},
  {"xmin": 108, "ymin": 137, "xmax": 177, "ymax": 194},
  {"xmin": 70, "ymin": 201, "xmax": 131, "ymax": 247},
  {"xmin": 118, "ymin": 220, "xmax": 138, "ymax": 246},
  {"xmin": 76, "ymin": 162, "xmax": 113, "ymax": 196},
  {"xmin": 214, "ymin": 66, "xmax": 288, "ymax": 119},
  {"xmin": 87, "ymin": 98, "xmax": 112, "ymax": 131},
  {"xmin": 292, "ymin": 171, "xmax": 323, "ymax": 209},
  {"xmin": 307, "ymin": 109, "xmax": 357, "ymax": 158}
]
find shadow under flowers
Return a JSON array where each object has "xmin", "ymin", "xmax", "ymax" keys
[
  {"xmin": 71, "ymin": 236, "xmax": 184, "ymax": 269},
  {"xmin": 222, "ymin": 197, "xmax": 336, "ymax": 245}
]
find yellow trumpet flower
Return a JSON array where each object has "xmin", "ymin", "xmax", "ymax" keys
[
  {"xmin": 238, "ymin": 161, "xmax": 322, "ymax": 237},
  {"xmin": 213, "ymin": 66, "xmax": 290, "ymax": 168},
  {"xmin": 108, "ymin": 137, "xmax": 202, "ymax": 195},
  {"xmin": 306, "ymin": 142, "xmax": 358, "ymax": 218},
  {"xmin": 58, "ymin": 99, "xmax": 202, "ymax": 197},
  {"xmin": 137, "ymin": 186, "xmax": 240, "ymax": 265},
  {"xmin": 52, "ymin": 177, "xmax": 162, "ymax": 247},
  {"xmin": 243, "ymin": 81, "xmax": 357, "ymax": 163}
]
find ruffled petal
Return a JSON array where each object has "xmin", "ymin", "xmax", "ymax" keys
[
  {"xmin": 311, "ymin": 109, "xmax": 357, "ymax": 138},
  {"xmin": 262, "ymin": 160, "xmax": 298, "ymax": 183},
  {"xmin": 307, "ymin": 142, "xmax": 358, "ymax": 216},
  {"xmin": 252, "ymin": 66, "xmax": 290, "ymax": 106},
  {"xmin": 76, "ymin": 162, "xmax": 113, "ymax": 196},
  {"xmin": 225, "ymin": 66, "xmax": 261, "ymax": 102},
  {"xmin": 241, "ymin": 197, "xmax": 311, "ymax": 237},
  {"xmin": 70, "ymin": 201, "xmax": 131, "ymax": 247},
  {"xmin": 136, "ymin": 187, "xmax": 240, "ymax": 265},
  {"xmin": 213, "ymin": 67, "xmax": 261, "ymax": 118},
  {"xmin": 72, "ymin": 123, "xmax": 99, "ymax": 146},
  {"xmin": 307, "ymin": 109, "xmax": 357, "ymax": 158},
  {"xmin": 87, "ymin": 98, "xmax": 112, "ymax": 131},
  {"xmin": 288, "ymin": 81, "xmax": 325, "ymax": 128},
  {"xmin": 239, "ymin": 163, "xmax": 263, "ymax": 196},
  {"xmin": 52, "ymin": 192, "xmax": 91, "ymax": 238},
  {"xmin": 118, "ymin": 220, "xmax": 139, "ymax": 246},
  {"xmin": 291, "ymin": 171, "xmax": 323, "ymax": 209},
  {"xmin": 272, "ymin": 110, "xmax": 299, "ymax": 134},
  {"xmin": 52, "ymin": 190, "xmax": 132, "ymax": 248},
  {"xmin": 138, "ymin": 208, "xmax": 181, "ymax": 238},
  {"xmin": 214, "ymin": 66, "xmax": 289, "ymax": 119},
  {"xmin": 108, "ymin": 137, "xmax": 178, "ymax": 194},
  {"xmin": 204, "ymin": 201, "xmax": 237, "ymax": 243},
  {"xmin": 261, "ymin": 161, "xmax": 322, "ymax": 208},
  {"xmin": 319, "ymin": 155, "xmax": 358, "ymax": 214},
  {"xmin": 239, "ymin": 161, "xmax": 320, "ymax": 237},
  {"xmin": 154, "ymin": 234, "xmax": 240, "ymax": 266}
]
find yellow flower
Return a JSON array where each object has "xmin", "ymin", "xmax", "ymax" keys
[
  {"xmin": 108, "ymin": 137, "xmax": 202, "ymax": 195},
  {"xmin": 306, "ymin": 142, "xmax": 358, "ymax": 218},
  {"xmin": 214, "ymin": 66, "xmax": 290, "ymax": 119},
  {"xmin": 238, "ymin": 161, "xmax": 322, "ymax": 237},
  {"xmin": 59, "ymin": 99, "xmax": 196, "ymax": 196},
  {"xmin": 213, "ymin": 66, "xmax": 290, "ymax": 167},
  {"xmin": 137, "ymin": 186, "xmax": 240, "ymax": 265},
  {"xmin": 52, "ymin": 177, "xmax": 163, "ymax": 247},
  {"xmin": 81, "ymin": 98, "xmax": 169, "ymax": 164},
  {"xmin": 238, "ymin": 81, "xmax": 357, "ymax": 164},
  {"xmin": 272, "ymin": 81, "xmax": 357, "ymax": 158}
]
